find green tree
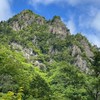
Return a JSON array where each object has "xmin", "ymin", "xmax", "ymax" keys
[
  {"xmin": 85, "ymin": 51, "xmax": 100, "ymax": 100},
  {"xmin": 92, "ymin": 51, "xmax": 100, "ymax": 100}
]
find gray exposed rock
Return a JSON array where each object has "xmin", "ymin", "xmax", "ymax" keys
[
  {"xmin": 71, "ymin": 45, "xmax": 81, "ymax": 57},
  {"xmin": 10, "ymin": 42, "xmax": 47, "ymax": 70},
  {"xmin": 11, "ymin": 42, "xmax": 36, "ymax": 60},
  {"xmin": 32, "ymin": 36, "xmax": 37, "ymax": 45},
  {"xmin": 34, "ymin": 61, "xmax": 46, "ymax": 71},
  {"xmin": 80, "ymin": 39, "xmax": 94, "ymax": 58},
  {"xmin": 36, "ymin": 17, "xmax": 45, "ymax": 25},
  {"xmin": 8, "ymin": 10, "xmax": 45, "ymax": 31},
  {"xmin": 8, "ymin": 10, "xmax": 70, "ymax": 38},
  {"xmin": 23, "ymin": 48, "xmax": 35, "ymax": 59},
  {"xmin": 48, "ymin": 16, "xmax": 70, "ymax": 37},
  {"xmin": 11, "ymin": 42, "xmax": 22, "ymax": 50},
  {"xmin": 49, "ymin": 46, "xmax": 58, "ymax": 55},
  {"xmin": 71, "ymin": 45, "xmax": 89, "ymax": 72},
  {"xmin": 74, "ymin": 55, "xmax": 89, "ymax": 72}
]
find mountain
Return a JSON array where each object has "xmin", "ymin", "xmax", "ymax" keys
[{"xmin": 0, "ymin": 10, "xmax": 100, "ymax": 100}]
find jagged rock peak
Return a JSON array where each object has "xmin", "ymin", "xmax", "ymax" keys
[
  {"xmin": 7, "ymin": 9, "xmax": 70, "ymax": 37},
  {"xmin": 8, "ymin": 9, "xmax": 46, "ymax": 31},
  {"xmin": 51, "ymin": 16, "xmax": 61, "ymax": 22},
  {"xmin": 48, "ymin": 15, "xmax": 70, "ymax": 37},
  {"xmin": 19, "ymin": 9, "xmax": 34, "ymax": 15}
]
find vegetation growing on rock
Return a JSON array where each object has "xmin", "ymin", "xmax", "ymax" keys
[{"xmin": 0, "ymin": 10, "xmax": 100, "ymax": 100}]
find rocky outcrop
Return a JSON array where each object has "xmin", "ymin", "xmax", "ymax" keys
[
  {"xmin": 80, "ymin": 39, "xmax": 94, "ymax": 58},
  {"xmin": 8, "ymin": 10, "xmax": 70, "ymax": 38},
  {"xmin": 34, "ymin": 61, "xmax": 46, "ymax": 71},
  {"xmin": 48, "ymin": 16, "xmax": 70, "ymax": 37},
  {"xmin": 10, "ymin": 42, "xmax": 47, "ymax": 70},
  {"xmin": 74, "ymin": 55, "xmax": 88, "ymax": 72},
  {"xmin": 71, "ymin": 45, "xmax": 81, "ymax": 57},
  {"xmin": 71, "ymin": 45, "xmax": 89, "ymax": 72},
  {"xmin": 8, "ymin": 10, "xmax": 45, "ymax": 31},
  {"xmin": 49, "ymin": 46, "xmax": 58, "ymax": 55},
  {"xmin": 11, "ymin": 42, "xmax": 36, "ymax": 60},
  {"xmin": 5, "ymin": 10, "xmax": 95, "ymax": 73}
]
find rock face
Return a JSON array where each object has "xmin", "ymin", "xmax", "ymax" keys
[
  {"xmin": 5, "ymin": 10, "xmax": 95, "ymax": 72},
  {"xmin": 48, "ymin": 16, "xmax": 70, "ymax": 37},
  {"xmin": 8, "ymin": 10, "xmax": 45, "ymax": 31},
  {"xmin": 10, "ymin": 42, "xmax": 46, "ymax": 70},
  {"xmin": 71, "ymin": 45, "xmax": 81, "ymax": 57},
  {"xmin": 71, "ymin": 45, "xmax": 88, "ymax": 72},
  {"xmin": 11, "ymin": 42, "xmax": 36, "ymax": 60},
  {"xmin": 34, "ymin": 61, "xmax": 46, "ymax": 71},
  {"xmin": 8, "ymin": 10, "xmax": 70, "ymax": 38},
  {"xmin": 80, "ymin": 39, "xmax": 94, "ymax": 58},
  {"xmin": 74, "ymin": 55, "xmax": 88, "ymax": 72}
]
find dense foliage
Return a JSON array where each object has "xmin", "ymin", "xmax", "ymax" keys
[{"xmin": 0, "ymin": 10, "xmax": 100, "ymax": 100}]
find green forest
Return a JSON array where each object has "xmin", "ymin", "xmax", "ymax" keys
[{"xmin": 0, "ymin": 10, "xmax": 100, "ymax": 100}]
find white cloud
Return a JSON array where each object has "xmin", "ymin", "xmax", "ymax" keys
[
  {"xmin": 66, "ymin": 0, "xmax": 81, "ymax": 6},
  {"xmin": 91, "ymin": 12, "xmax": 100, "ymax": 32},
  {"xmin": 85, "ymin": 33, "xmax": 100, "ymax": 47},
  {"xmin": 66, "ymin": 19, "xmax": 77, "ymax": 34},
  {"xmin": 66, "ymin": 0, "xmax": 100, "ymax": 6},
  {"xmin": 29, "ymin": 0, "xmax": 100, "ymax": 7},
  {"xmin": 79, "ymin": 7, "xmax": 100, "ymax": 32},
  {"xmin": 0, "ymin": 0, "xmax": 13, "ymax": 21},
  {"xmin": 78, "ymin": 11, "xmax": 100, "ymax": 47},
  {"xmin": 62, "ymin": 17, "xmax": 77, "ymax": 34},
  {"xmin": 29, "ymin": 0, "xmax": 100, "ymax": 47},
  {"xmin": 29, "ymin": 0, "xmax": 60, "ymax": 6}
]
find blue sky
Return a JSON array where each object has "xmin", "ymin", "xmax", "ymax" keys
[{"xmin": 0, "ymin": 0, "xmax": 100, "ymax": 47}]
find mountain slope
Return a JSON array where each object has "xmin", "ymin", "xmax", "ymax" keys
[{"xmin": 0, "ymin": 10, "xmax": 99, "ymax": 100}]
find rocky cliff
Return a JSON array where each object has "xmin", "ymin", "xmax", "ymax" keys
[{"xmin": 0, "ymin": 9, "xmax": 96, "ymax": 72}]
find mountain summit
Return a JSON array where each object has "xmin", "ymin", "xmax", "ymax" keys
[
  {"xmin": 8, "ymin": 10, "xmax": 70, "ymax": 37},
  {"xmin": 8, "ymin": 10, "xmax": 46, "ymax": 31},
  {"xmin": 0, "ymin": 10, "xmax": 99, "ymax": 100},
  {"xmin": 0, "ymin": 9, "xmax": 96, "ymax": 71}
]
